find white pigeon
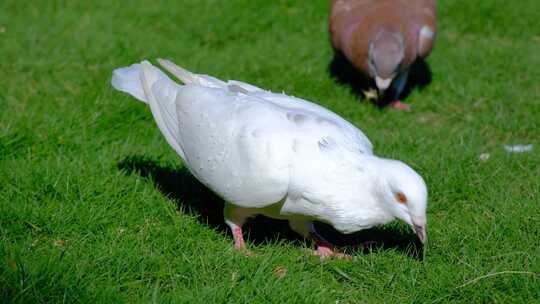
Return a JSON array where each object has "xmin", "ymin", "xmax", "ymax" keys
[{"xmin": 111, "ymin": 59, "xmax": 428, "ymax": 259}]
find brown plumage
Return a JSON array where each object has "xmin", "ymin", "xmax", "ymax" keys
[{"xmin": 330, "ymin": 0, "xmax": 436, "ymax": 110}]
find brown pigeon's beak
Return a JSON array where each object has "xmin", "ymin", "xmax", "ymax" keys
[
  {"xmin": 375, "ymin": 76, "xmax": 392, "ymax": 93},
  {"xmin": 413, "ymin": 223, "xmax": 427, "ymax": 244}
]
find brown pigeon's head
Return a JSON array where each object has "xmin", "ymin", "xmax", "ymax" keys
[{"xmin": 368, "ymin": 30, "xmax": 405, "ymax": 93}]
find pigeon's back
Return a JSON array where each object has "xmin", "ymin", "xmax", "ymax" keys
[{"xmin": 330, "ymin": 0, "xmax": 436, "ymax": 73}]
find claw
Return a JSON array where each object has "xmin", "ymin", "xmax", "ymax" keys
[
  {"xmin": 314, "ymin": 245, "xmax": 352, "ymax": 260},
  {"xmin": 313, "ymin": 238, "xmax": 352, "ymax": 260}
]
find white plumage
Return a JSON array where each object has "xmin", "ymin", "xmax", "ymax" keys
[{"xmin": 111, "ymin": 59, "xmax": 428, "ymax": 258}]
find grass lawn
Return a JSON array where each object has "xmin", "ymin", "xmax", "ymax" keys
[{"xmin": 1, "ymin": 1, "xmax": 539, "ymax": 302}]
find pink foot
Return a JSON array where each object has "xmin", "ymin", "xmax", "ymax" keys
[
  {"xmin": 390, "ymin": 100, "xmax": 411, "ymax": 111},
  {"xmin": 313, "ymin": 239, "xmax": 351, "ymax": 261}
]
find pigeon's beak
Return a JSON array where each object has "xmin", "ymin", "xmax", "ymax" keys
[
  {"xmin": 414, "ymin": 224, "xmax": 427, "ymax": 244},
  {"xmin": 411, "ymin": 217, "xmax": 427, "ymax": 244},
  {"xmin": 375, "ymin": 76, "xmax": 392, "ymax": 93}
]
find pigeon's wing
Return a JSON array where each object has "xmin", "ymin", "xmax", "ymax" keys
[
  {"xmin": 214, "ymin": 78, "xmax": 373, "ymax": 154},
  {"xmin": 408, "ymin": 0, "xmax": 437, "ymax": 58},
  {"xmin": 169, "ymin": 85, "xmax": 296, "ymax": 208},
  {"xmin": 329, "ymin": 0, "xmax": 380, "ymax": 73},
  {"xmin": 252, "ymin": 91, "xmax": 373, "ymax": 155},
  {"xmin": 157, "ymin": 59, "xmax": 373, "ymax": 154},
  {"xmin": 170, "ymin": 84, "xmax": 373, "ymax": 208}
]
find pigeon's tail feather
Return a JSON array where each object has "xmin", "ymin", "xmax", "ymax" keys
[
  {"xmin": 157, "ymin": 58, "xmax": 196, "ymax": 84},
  {"xmin": 111, "ymin": 60, "xmax": 186, "ymax": 160},
  {"xmin": 111, "ymin": 63, "xmax": 148, "ymax": 103},
  {"xmin": 138, "ymin": 61, "xmax": 186, "ymax": 159},
  {"xmin": 158, "ymin": 58, "xmax": 227, "ymax": 88}
]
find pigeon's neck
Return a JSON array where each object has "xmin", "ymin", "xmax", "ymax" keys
[
  {"xmin": 319, "ymin": 157, "xmax": 398, "ymax": 234},
  {"xmin": 328, "ymin": 197, "xmax": 395, "ymax": 234},
  {"xmin": 281, "ymin": 155, "xmax": 400, "ymax": 234}
]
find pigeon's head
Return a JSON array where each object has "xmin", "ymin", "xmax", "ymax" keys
[
  {"xmin": 379, "ymin": 159, "xmax": 428, "ymax": 243},
  {"xmin": 368, "ymin": 30, "xmax": 405, "ymax": 94}
]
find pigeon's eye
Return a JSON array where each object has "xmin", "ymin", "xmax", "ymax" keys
[{"xmin": 395, "ymin": 192, "xmax": 408, "ymax": 204}]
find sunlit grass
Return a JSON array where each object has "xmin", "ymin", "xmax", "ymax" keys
[{"xmin": 1, "ymin": 1, "xmax": 539, "ymax": 302}]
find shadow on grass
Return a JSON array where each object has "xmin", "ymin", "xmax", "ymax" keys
[
  {"xmin": 118, "ymin": 155, "xmax": 424, "ymax": 260},
  {"xmin": 328, "ymin": 51, "xmax": 432, "ymax": 108}
]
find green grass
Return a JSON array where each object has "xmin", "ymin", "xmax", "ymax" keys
[{"xmin": 1, "ymin": 0, "xmax": 539, "ymax": 302}]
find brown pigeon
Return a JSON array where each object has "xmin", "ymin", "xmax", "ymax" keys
[{"xmin": 329, "ymin": 0, "xmax": 436, "ymax": 110}]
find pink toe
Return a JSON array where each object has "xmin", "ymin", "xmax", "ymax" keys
[{"xmin": 391, "ymin": 100, "xmax": 411, "ymax": 111}]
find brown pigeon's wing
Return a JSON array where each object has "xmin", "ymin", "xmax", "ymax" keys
[
  {"xmin": 409, "ymin": 0, "xmax": 437, "ymax": 58},
  {"xmin": 329, "ymin": 0, "xmax": 379, "ymax": 73},
  {"xmin": 329, "ymin": 0, "xmax": 376, "ymax": 49}
]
